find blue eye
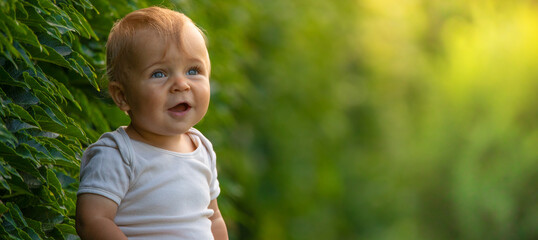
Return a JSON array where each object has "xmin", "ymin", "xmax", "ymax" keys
[
  {"xmin": 151, "ymin": 71, "xmax": 166, "ymax": 78},
  {"xmin": 186, "ymin": 68, "xmax": 199, "ymax": 76}
]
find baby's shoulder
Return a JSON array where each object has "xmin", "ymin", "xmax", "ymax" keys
[
  {"xmin": 188, "ymin": 128, "xmax": 213, "ymax": 148},
  {"xmin": 82, "ymin": 127, "xmax": 133, "ymax": 165}
]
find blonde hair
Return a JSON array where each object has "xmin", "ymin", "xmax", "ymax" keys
[{"xmin": 106, "ymin": 6, "xmax": 206, "ymax": 83}]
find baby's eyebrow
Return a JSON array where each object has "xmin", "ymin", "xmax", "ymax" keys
[
  {"xmin": 140, "ymin": 59, "xmax": 166, "ymax": 72},
  {"xmin": 185, "ymin": 58, "xmax": 208, "ymax": 67}
]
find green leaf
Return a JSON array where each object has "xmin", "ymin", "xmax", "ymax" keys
[
  {"xmin": 15, "ymin": 1, "xmax": 29, "ymax": 19},
  {"xmin": 25, "ymin": 218, "xmax": 47, "ymax": 239},
  {"xmin": 67, "ymin": 52, "xmax": 98, "ymax": 90},
  {"xmin": 33, "ymin": 89, "xmax": 63, "ymax": 114},
  {"xmin": 24, "ymin": 205, "xmax": 64, "ymax": 230},
  {"xmin": 6, "ymin": 119, "xmax": 39, "ymax": 133},
  {"xmin": 74, "ymin": 0, "xmax": 99, "ymax": 13},
  {"xmin": 0, "ymin": 201, "xmax": 8, "ymax": 215},
  {"xmin": 49, "ymin": 77, "xmax": 80, "ymax": 110},
  {"xmin": 21, "ymin": 227, "xmax": 40, "ymax": 240},
  {"xmin": 7, "ymin": 103, "xmax": 41, "ymax": 128},
  {"xmin": 27, "ymin": 44, "xmax": 71, "ymax": 68},
  {"xmin": 15, "ymin": 144, "xmax": 39, "ymax": 164},
  {"xmin": 0, "ymin": 33, "xmax": 21, "ymax": 67},
  {"xmin": 0, "ymin": 19, "xmax": 13, "ymax": 43},
  {"xmin": 0, "ymin": 159, "xmax": 23, "ymax": 193},
  {"xmin": 35, "ymin": 137, "xmax": 77, "ymax": 161},
  {"xmin": 32, "ymin": 104, "xmax": 66, "ymax": 128},
  {"xmin": 6, "ymin": 203, "xmax": 29, "ymax": 228},
  {"xmin": 15, "ymin": 228, "xmax": 33, "ymax": 240},
  {"xmin": 13, "ymin": 41, "xmax": 36, "ymax": 73},
  {"xmin": 0, "ymin": 13, "xmax": 28, "ymax": 40},
  {"xmin": 0, "ymin": 175, "xmax": 11, "ymax": 192},
  {"xmin": 56, "ymin": 223, "xmax": 77, "ymax": 235},
  {"xmin": 61, "ymin": 4, "xmax": 90, "ymax": 39},
  {"xmin": 36, "ymin": 0, "xmax": 62, "ymax": 15},
  {"xmin": 0, "ymin": 122, "xmax": 18, "ymax": 147},
  {"xmin": 10, "ymin": 20, "xmax": 43, "ymax": 51},
  {"xmin": 36, "ymin": 24, "xmax": 65, "ymax": 46},
  {"xmin": 45, "ymin": 10, "xmax": 77, "ymax": 35},
  {"xmin": 46, "ymin": 169, "xmax": 65, "ymax": 198},
  {"xmin": 31, "ymin": 111, "xmax": 88, "ymax": 142},
  {"xmin": 2, "ymin": 169, "xmax": 32, "ymax": 197},
  {"xmin": 22, "ymin": 72, "xmax": 57, "ymax": 99},
  {"xmin": 9, "ymin": 87, "xmax": 40, "ymax": 106},
  {"xmin": 0, "ymin": 65, "xmax": 29, "ymax": 88},
  {"xmin": 67, "ymin": 5, "xmax": 98, "ymax": 40}
]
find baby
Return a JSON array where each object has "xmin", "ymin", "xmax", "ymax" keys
[{"xmin": 75, "ymin": 7, "xmax": 228, "ymax": 240}]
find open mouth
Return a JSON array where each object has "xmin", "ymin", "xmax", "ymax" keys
[{"xmin": 168, "ymin": 102, "xmax": 191, "ymax": 112}]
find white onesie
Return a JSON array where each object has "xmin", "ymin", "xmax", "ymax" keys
[{"xmin": 77, "ymin": 127, "xmax": 220, "ymax": 239}]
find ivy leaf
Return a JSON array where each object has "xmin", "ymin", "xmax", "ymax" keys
[
  {"xmin": 21, "ymin": 227, "xmax": 40, "ymax": 240},
  {"xmin": 27, "ymin": 44, "xmax": 71, "ymax": 69},
  {"xmin": 0, "ymin": 65, "xmax": 30, "ymax": 89},
  {"xmin": 66, "ymin": 5, "xmax": 98, "ymax": 40},
  {"xmin": 2, "ymin": 211, "xmax": 18, "ymax": 232},
  {"xmin": 0, "ymin": 123, "xmax": 18, "ymax": 147},
  {"xmin": 6, "ymin": 119, "xmax": 39, "ymax": 133},
  {"xmin": 15, "ymin": 1, "xmax": 29, "ymax": 19},
  {"xmin": 61, "ymin": 4, "xmax": 90, "ymax": 39},
  {"xmin": 33, "ymin": 89, "xmax": 63, "ymax": 114},
  {"xmin": 10, "ymin": 87, "xmax": 39, "ymax": 106},
  {"xmin": 6, "ymin": 203, "xmax": 29, "ymax": 228},
  {"xmin": 13, "ymin": 41, "xmax": 36, "ymax": 74},
  {"xmin": 49, "ymin": 77, "xmax": 81, "ymax": 110},
  {"xmin": 33, "ymin": 114, "xmax": 88, "ymax": 142},
  {"xmin": 67, "ymin": 51, "xmax": 98, "ymax": 90},
  {"xmin": 32, "ymin": 104, "xmax": 66, "ymax": 128},
  {"xmin": 8, "ymin": 103, "xmax": 41, "ymax": 128},
  {"xmin": 45, "ymin": 11, "xmax": 77, "ymax": 35},
  {"xmin": 0, "ymin": 33, "xmax": 21, "ymax": 67},
  {"xmin": 56, "ymin": 223, "xmax": 77, "ymax": 236},
  {"xmin": 35, "ymin": 137, "xmax": 77, "ymax": 161},
  {"xmin": 23, "ymin": 72, "xmax": 53, "ymax": 96},
  {"xmin": 0, "ymin": 201, "xmax": 8, "ymax": 215},
  {"xmin": 10, "ymin": 20, "xmax": 43, "ymax": 52},
  {"xmin": 0, "ymin": 13, "xmax": 27, "ymax": 40},
  {"xmin": 74, "ymin": 0, "xmax": 99, "ymax": 13},
  {"xmin": 15, "ymin": 228, "xmax": 33, "ymax": 240},
  {"xmin": 46, "ymin": 169, "xmax": 66, "ymax": 209},
  {"xmin": 0, "ymin": 18, "xmax": 13, "ymax": 43},
  {"xmin": 0, "ymin": 159, "xmax": 23, "ymax": 193},
  {"xmin": 25, "ymin": 218, "xmax": 47, "ymax": 239},
  {"xmin": 23, "ymin": 70, "xmax": 64, "ymax": 105},
  {"xmin": 0, "ymin": 161, "xmax": 11, "ymax": 191}
]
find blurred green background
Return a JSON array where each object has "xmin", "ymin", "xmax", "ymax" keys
[
  {"xmin": 2, "ymin": 0, "xmax": 538, "ymax": 239},
  {"xmin": 187, "ymin": 0, "xmax": 538, "ymax": 239}
]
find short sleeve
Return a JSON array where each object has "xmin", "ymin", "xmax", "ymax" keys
[
  {"xmin": 77, "ymin": 145, "xmax": 132, "ymax": 205},
  {"xmin": 190, "ymin": 128, "xmax": 221, "ymax": 200},
  {"xmin": 209, "ymin": 149, "xmax": 220, "ymax": 200}
]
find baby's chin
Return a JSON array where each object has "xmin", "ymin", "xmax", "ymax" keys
[{"xmin": 126, "ymin": 123, "xmax": 193, "ymax": 139}]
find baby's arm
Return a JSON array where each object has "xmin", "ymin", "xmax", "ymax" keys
[
  {"xmin": 76, "ymin": 193, "xmax": 127, "ymax": 240},
  {"xmin": 209, "ymin": 199, "xmax": 228, "ymax": 240}
]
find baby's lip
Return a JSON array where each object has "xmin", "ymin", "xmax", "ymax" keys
[{"xmin": 168, "ymin": 102, "xmax": 191, "ymax": 112}]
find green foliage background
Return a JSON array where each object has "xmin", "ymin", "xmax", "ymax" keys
[{"xmin": 1, "ymin": 0, "xmax": 537, "ymax": 239}]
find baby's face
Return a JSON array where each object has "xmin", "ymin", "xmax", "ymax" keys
[{"xmin": 121, "ymin": 22, "xmax": 211, "ymax": 137}]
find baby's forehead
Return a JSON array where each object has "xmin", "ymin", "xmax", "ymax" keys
[
  {"xmin": 131, "ymin": 22, "xmax": 204, "ymax": 49},
  {"xmin": 125, "ymin": 23, "xmax": 209, "ymax": 70}
]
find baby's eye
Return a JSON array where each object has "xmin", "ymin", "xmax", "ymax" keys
[
  {"xmin": 151, "ymin": 71, "xmax": 166, "ymax": 78},
  {"xmin": 186, "ymin": 67, "xmax": 200, "ymax": 76}
]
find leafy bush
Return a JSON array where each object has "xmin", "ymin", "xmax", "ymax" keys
[{"xmin": 0, "ymin": 0, "xmax": 113, "ymax": 239}]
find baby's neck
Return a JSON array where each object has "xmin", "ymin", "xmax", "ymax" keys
[{"xmin": 124, "ymin": 125, "xmax": 196, "ymax": 153}]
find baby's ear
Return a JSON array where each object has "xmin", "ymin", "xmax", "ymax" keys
[{"xmin": 108, "ymin": 81, "xmax": 130, "ymax": 112}]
